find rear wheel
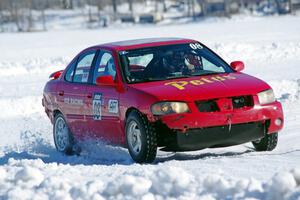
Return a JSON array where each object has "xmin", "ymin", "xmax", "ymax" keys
[
  {"xmin": 125, "ymin": 110, "xmax": 157, "ymax": 163},
  {"xmin": 252, "ymin": 132, "xmax": 278, "ymax": 151},
  {"xmin": 53, "ymin": 113, "xmax": 76, "ymax": 155}
]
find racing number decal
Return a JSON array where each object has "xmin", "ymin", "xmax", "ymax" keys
[
  {"xmin": 108, "ymin": 99, "xmax": 119, "ymax": 114},
  {"xmin": 93, "ymin": 93, "xmax": 102, "ymax": 120},
  {"xmin": 189, "ymin": 43, "xmax": 203, "ymax": 50}
]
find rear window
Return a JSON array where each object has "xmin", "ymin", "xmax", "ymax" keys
[{"xmin": 73, "ymin": 51, "xmax": 96, "ymax": 83}]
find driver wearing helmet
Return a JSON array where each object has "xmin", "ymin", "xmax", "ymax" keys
[
  {"xmin": 162, "ymin": 50, "xmax": 186, "ymax": 74},
  {"xmin": 183, "ymin": 51, "xmax": 203, "ymax": 74}
]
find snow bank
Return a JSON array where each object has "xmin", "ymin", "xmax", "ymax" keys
[
  {"xmin": 0, "ymin": 159, "xmax": 299, "ymax": 200},
  {"xmin": 214, "ymin": 42, "xmax": 300, "ymax": 63},
  {"xmin": 0, "ymin": 57, "xmax": 68, "ymax": 77},
  {"xmin": 0, "ymin": 96, "xmax": 43, "ymax": 119},
  {"xmin": 270, "ymin": 79, "xmax": 300, "ymax": 102}
]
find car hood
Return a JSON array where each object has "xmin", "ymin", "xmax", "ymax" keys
[{"xmin": 128, "ymin": 73, "xmax": 271, "ymax": 102}]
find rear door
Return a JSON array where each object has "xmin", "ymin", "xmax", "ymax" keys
[
  {"xmin": 85, "ymin": 50, "xmax": 122, "ymax": 143},
  {"xmin": 56, "ymin": 50, "xmax": 97, "ymax": 139}
]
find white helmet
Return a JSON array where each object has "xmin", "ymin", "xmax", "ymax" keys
[{"xmin": 107, "ymin": 58, "xmax": 116, "ymax": 77}]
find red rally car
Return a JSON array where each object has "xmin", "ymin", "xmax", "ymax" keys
[{"xmin": 43, "ymin": 38, "xmax": 284, "ymax": 163}]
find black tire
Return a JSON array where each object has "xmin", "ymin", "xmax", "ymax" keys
[
  {"xmin": 125, "ymin": 110, "xmax": 157, "ymax": 163},
  {"xmin": 252, "ymin": 132, "xmax": 278, "ymax": 151},
  {"xmin": 53, "ymin": 113, "xmax": 76, "ymax": 155}
]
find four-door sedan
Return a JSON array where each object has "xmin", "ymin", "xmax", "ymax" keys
[{"xmin": 43, "ymin": 38, "xmax": 284, "ymax": 163}]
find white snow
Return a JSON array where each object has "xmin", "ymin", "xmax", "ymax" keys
[
  {"xmin": 0, "ymin": 161, "xmax": 299, "ymax": 199},
  {"xmin": 0, "ymin": 14, "xmax": 300, "ymax": 199}
]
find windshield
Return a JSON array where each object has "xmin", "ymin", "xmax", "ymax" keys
[{"xmin": 119, "ymin": 43, "xmax": 233, "ymax": 83}]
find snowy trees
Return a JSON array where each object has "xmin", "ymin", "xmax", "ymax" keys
[
  {"xmin": 0, "ymin": 0, "xmax": 296, "ymax": 32},
  {"xmin": 0, "ymin": 0, "xmax": 48, "ymax": 32}
]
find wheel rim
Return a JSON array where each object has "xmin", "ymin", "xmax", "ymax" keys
[
  {"xmin": 127, "ymin": 120, "xmax": 142, "ymax": 156},
  {"xmin": 54, "ymin": 116, "xmax": 69, "ymax": 152}
]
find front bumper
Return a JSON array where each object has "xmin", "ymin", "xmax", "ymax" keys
[
  {"xmin": 154, "ymin": 100, "xmax": 283, "ymax": 151},
  {"xmin": 162, "ymin": 121, "xmax": 265, "ymax": 151},
  {"xmin": 157, "ymin": 100, "xmax": 284, "ymax": 134}
]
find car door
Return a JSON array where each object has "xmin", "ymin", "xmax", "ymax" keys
[
  {"xmin": 85, "ymin": 50, "xmax": 122, "ymax": 144},
  {"xmin": 56, "ymin": 50, "xmax": 97, "ymax": 139}
]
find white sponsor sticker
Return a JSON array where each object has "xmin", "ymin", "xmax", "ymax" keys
[
  {"xmin": 64, "ymin": 97, "xmax": 84, "ymax": 106},
  {"xmin": 108, "ymin": 99, "xmax": 119, "ymax": 114},
  {"xmin": 93, "ymin": 93, "xmax": 102, "ymax": 120}
]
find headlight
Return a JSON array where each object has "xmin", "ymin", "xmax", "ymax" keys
[
  {"xmin": 257, "ymin": 89, "xmax": 275, "ymax": 105},
  {"xmin": 151, "ymin": 102, "xmax": 189, "ymax": 115}
]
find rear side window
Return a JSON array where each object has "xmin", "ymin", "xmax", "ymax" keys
[
  {"xmin": 65, "ymin": 60, "xmax": 76, "ymax": 82},
  {"xmin": 73, "ymin": 51, "xmax": 96, "ymax": 83}
]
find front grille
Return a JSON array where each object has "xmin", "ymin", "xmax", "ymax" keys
[
  {"xmin": 232, "ymin": 96, "xmax": 253, "ymax": 109},
  {"xmin": 196, "ymin": 100, "xmax": 219, "ymax": 112},
  {"xmin": 196, "ymin": 95, "xmax": 253, "ymax": 112}
]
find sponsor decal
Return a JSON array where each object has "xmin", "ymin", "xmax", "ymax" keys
[
  {"xmin": 164, "ymin": 75, "xmax": 236, "ymax": 90},
  {"xmin": 64, "ymin": 98, "xmax": 84, "ymax": 106},
  {"xmin": 93, "ymin": 93, "xmax": 102, "ymax": 120},
  {"xmin": 108, "ymin": 99, "xmax": 119, "ymax": 114}
]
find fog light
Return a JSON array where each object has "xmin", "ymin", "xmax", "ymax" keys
[{"xmin": 275, "ymin": 119, "xmax": 282, "ymax": 126}]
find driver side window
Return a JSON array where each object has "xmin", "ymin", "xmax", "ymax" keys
[
  {"xmin": 93, "ymin": 51, "xmax": 116, "ymax": 84},
  {"xmin": 202, "ymin": 57, "xmax": 225, "ymax": 73}
]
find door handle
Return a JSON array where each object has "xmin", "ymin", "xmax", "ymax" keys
[
  {"xmin": 58, "ymin": 91, "xmax": 64, "ymax": 96},
  {"xmin": 87, "ymin": 93, "xmax": 93, "ymax": 99}
]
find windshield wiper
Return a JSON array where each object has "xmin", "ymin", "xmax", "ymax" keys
[
  {"xmin": 165, "ymin": 75, "xmax": 193, "ymax": 80},
  {"xmin": 192, "ymin": 71, "xmax": 226, "ymax": 76},
  {"xmin": 130, "ymin": 73, "xmax": 222, "ymax": 83},
  {"xmin": 130, "ymin": 77, "xmax": 166, "ymax": 83}
]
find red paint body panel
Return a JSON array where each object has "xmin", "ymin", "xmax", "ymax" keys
[
  {"xmin": 127, "ymin": 73, "xmax": 271, "ymax": 102},
  {"xmin": 85, "ymin": 84, "xmax": 121, "ymax": 143},
  {"xmin": 43, "ymin": 38, "xmax": 284, "ymax": 148}
]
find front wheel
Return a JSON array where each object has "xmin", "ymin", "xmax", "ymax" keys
[
  {"xmin": 252, "ymin": 132, "xmax": 278, "ymax": 151},
  {"xmin": 125, "ymin": 110, "xmax": 157, "ymax": 163},
  {"xmin": 53, "ymin": 113, "xmax": 76, "ymax": 155}
]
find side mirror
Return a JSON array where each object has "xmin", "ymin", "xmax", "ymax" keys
[
  {"xmin": 96, "ymin": 75, "xmax": 115, "ymax": 86},
  {"xmin": 49, "ymin": 70, "xmax": 63, "ymax": 79},
  {"xmin": 230, "ymin": 61, "xmax": 245, "ymax": 72}
]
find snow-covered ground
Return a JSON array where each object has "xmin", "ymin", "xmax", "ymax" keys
[{"xmin": 0, "ymin": 15, "xmax": 300, "ymax": 199}]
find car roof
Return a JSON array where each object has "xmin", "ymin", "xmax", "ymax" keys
[{"xmin": 91, "ymin": 37, "xmax": 198, "ymax": 51}]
